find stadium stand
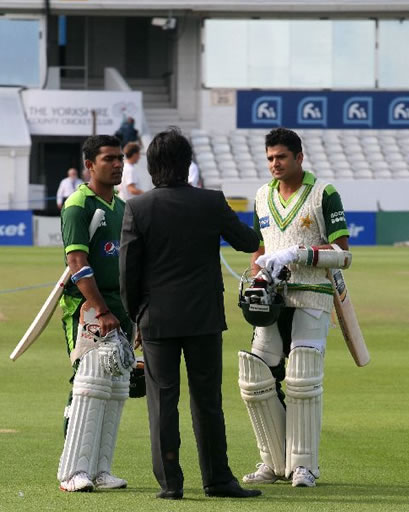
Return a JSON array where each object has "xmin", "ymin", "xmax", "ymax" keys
[{"xmin": 193, "ymin": 129, "xmax": 409, "ymax": 189}]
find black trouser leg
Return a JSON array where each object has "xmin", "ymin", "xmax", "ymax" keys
[
  {"xmin": 143, "ymin": 338, "xmax": 184, "ymax": 491},
  {"xmin": 183, "ymin": 333, "xmax": 234, "ymax": 487}
]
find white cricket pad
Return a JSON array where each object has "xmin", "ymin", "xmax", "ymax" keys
[
  {"xmin": 238, "ymin": 350, "xmax": 285, "ymax": 476},
  {"xmin": 58, "ymin": 349, "xmax": 112, "ymax": 482},
  {"xmin": 285, "ymin": 347, "xmax": 323, "ymax": 478},
  {"xmin": 252, "ymin": 324, "xmax": 284, "ymax": 368},
  {"xmin": 96, "ymin": 370, "xmax": 130, "ymax": 475}
]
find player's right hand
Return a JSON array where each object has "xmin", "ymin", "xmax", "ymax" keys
[{"xmin": 98, "ymin": 311, "xmax": 120, "ymax": 336}]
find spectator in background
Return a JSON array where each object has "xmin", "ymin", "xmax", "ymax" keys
[
  {"xmin": 114, "ymin": 117, "xmax": 140, "ymax": 148},
  {"xmin": 56, "ymin": 168, "xmax": 83, "ymax": 210},
  {"xmin": 81, "ymin": 167, "xmax": 91, "ymax": 183},
  {"xmin": 118, "ymin": 143, "xmax": 144, "ymax": 201},
  {"xmin": 188, "ymin": 160, "xmax": 201, "ymax": 187}
]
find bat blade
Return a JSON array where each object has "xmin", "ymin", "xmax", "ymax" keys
[
  {"xmin": 330, "ymin": 269, "xmax": 370, "ymax": 367},
  {"xmin": 10, "ymin": 208, "xmax": 105, "ymax": 362},
  {"xmin": 9, "ymin": 267, "xmax": 70, "ymax": 361}
]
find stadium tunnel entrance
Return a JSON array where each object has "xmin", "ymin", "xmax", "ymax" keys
[{"xmin": 30, "ymin": 136, "xmax": 84, "ymax": 215}]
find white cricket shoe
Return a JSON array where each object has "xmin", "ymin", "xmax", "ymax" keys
[
  {"xmin": 292, "ymin": 466, "xmax": 316, "ymax": 487},
  {"xmin": 242, "ymin": 463, "xmax": 280, "ymax": 484},
  {"xmin": 60, "ymin": 472, "xmax": 94, "ymax": 492},
  {"xmin": 94, "ymin": 472, "xmax": 128, "ymax": 489}
]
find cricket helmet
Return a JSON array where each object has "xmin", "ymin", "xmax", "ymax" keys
[{"xmin": 238, "ymin": 268, "xmax": 286, "ymax": 327}]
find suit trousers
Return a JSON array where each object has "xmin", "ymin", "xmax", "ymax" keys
[{"xmin": 143, "ymin": 333, "xmax": 234, "ymax": 491}]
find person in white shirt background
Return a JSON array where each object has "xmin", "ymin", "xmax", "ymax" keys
[
  {"xmin": 188, "ymin": 161, "xmax": 201, "ymax": 188},
  {"xmin": 56, "ymin": 168, "xmax": 83, "ymax": 210},
  {"xmin": 118, "ymin": 143, "xmax": 144, "ymax": 201}
]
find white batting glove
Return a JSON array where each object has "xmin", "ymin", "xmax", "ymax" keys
[{"xmin": 255, "ymin": 245, "xmax": 299, "ymax": 278}]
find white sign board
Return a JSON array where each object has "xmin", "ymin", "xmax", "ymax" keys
[
  {"xmin": 22, "ymin": 90, "xmax": 143, "ymax": 136},
  {"xmin": 210, "ymin": 89, "xmax": 235, "ymax": 107},
  {"xmin": 34, "ymin": 216, "xmax": 63, "ymax": 247}
]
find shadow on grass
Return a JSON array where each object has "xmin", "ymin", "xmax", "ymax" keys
[
  {"xmin": 98, "ymin": 483, "xmax": 409, "ymax": 506},
  {"xmin": 241, "ymin": 482, "xmax": 409, "ymax": 506}
]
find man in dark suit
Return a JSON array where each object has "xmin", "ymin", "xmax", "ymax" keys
[{"xmin": 119, "ymin": 128, "xmax": 261, "ymax": 500}]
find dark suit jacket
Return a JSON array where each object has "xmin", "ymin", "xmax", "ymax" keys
[{"xmin": 119, "ymin": 183, "xmax": 259, "ymax": 339}]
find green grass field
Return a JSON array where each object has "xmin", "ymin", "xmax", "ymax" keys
[{"xmin": 1, "ymin": 246, "xmax": 408, "ymax": 512}]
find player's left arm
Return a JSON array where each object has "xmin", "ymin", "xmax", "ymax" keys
[
  {"xmin": 127, "ymin": 183, "xmax": 143, "ymax": 196},
  {"xmin": 66, "ymin": 250, "xmax": 120, "ymax": 336},
  {"xmin": 320, "ymin": 184, "xmax": 349, "ymax": 251}
]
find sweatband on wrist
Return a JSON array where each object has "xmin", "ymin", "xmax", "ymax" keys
[
  {"xmin": 306, "ymin": 247, "xmax": 314, "ymax": 266},
  {"xmin": 311, "ymin": 246, "xmax": 319, "ymax": 266},
  {"xmin": 71, "ymin": 266, "xmax": 94, "ymax": 284}
]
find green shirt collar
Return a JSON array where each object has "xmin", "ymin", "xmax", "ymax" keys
[
  {"xmin": 78, "ymin": 183, "xmax": 119, "ymax": 210},
  {"xmin": 269, "ymin": 170, "xmax": 316, "ymax": 189},
  {"xmin": 78, "ymin": 183, "xmax": 119, "ymax": 197}
]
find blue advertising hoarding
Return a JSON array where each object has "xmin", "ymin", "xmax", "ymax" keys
[
  {"xmin": 237, "ymin": 90, "xmax": 409, "ymax": 129},
  {"xmin": 0, "ymin": 210, "xmax": 33, "ymax": 246},
  {"xmin": 345, "ymin": 212, "xmax": 376, "ymax": 246}
]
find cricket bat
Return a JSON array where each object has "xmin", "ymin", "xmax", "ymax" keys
[
  {"xmin": 329, "ymin": 269, "xmax": 370, "ymax": 367},
  {"xmin": 10, "ymin": 208, "xmax": 105, "ymax": 361}
]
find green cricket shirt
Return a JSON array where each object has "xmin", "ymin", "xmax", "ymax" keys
[{"xmin": 61, "ymin": 184, "xmax": 125, "ymax": 300}]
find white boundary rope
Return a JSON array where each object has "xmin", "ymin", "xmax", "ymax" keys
[{"xmin": 220, "ymin": 251, "xmax": 241, "ymax": 281}]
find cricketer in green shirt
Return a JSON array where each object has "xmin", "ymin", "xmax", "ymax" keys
[{"xmin": 60, "ymin": 184, "xmax": 133, "ymax": 356}]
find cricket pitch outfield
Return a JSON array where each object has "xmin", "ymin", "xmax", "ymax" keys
[{"xmin": 0, "ymin": 246, "xmax": 408, "ymax": 512}]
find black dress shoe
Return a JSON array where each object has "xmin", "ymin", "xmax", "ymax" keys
[
  {"xmin": 205, "ymin": 479, "xmax": 262, "ymax": 498},
  {"xmin": 156, "ymin": 489, "xmax": 183, "ymax": 500}
]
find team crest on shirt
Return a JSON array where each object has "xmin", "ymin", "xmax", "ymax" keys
[
  {"xmin": 259, "ymin": 216, "xmax": 270, "ymax": 229},
  {"xmin": 101, "ymin": 240, "xmax": 120, "ymax": 256},
  {"xmin": 300, "ymin": 215, "xmax": 313, "ymax": 229}
]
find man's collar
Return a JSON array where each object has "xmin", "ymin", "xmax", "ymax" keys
[
  {"xmin": 79, "ymin": 183, "xmax": 119, "ymax": 196},
  {"xmin": 269, "ymin": 170, "xmax": 316, "ymax": 189}
]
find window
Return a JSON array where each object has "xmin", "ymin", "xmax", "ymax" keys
[
  {"xmin": 379, "ymin": 20, "xmax": 409, "ymax": 88},
  {"xmin": 203, "ymin": 19, "xmax": 375, "ymax": 89},
  {"xmin": 0, "ymin": 17, "xmax": 45, "ymax": 87}
]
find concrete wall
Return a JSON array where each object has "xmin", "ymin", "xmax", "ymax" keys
[
  {"xmin": 0, "ymin": 148, "xmax": 30, "ymax": 210},
  {"xmin": 199, "ymin": 89, "xmax": 236, "ymax": 132},
  {"xmin": 176, "ymin": 17, "xmax": 200, "ymax": 120}
]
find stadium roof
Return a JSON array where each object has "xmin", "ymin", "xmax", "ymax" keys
[{"xmin": 2, "ymin": 0, "xmax": 409, "ymax": 16}]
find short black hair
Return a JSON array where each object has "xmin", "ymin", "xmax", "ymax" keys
[
  {"xmin": 82, "ymin": 135, "xmax": 121, "ymax": 162},
  {"xmin": 123, "ymin": 142, "xmax": 141, "ymax": 159},
  {"xmin": 147, "ymin": 127, "xmax": 192, "ymax": 187},
  {"xmin": 265, "ymin": 128, "xmax": 303, "ymax": 157}
]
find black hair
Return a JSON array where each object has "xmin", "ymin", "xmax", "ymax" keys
[
  {"xmin": 265, "ymin": 128, "xmax": 303, "ymax": 158},
  {"xmin": 147, "ymin": 127, "xmax": 192, "ymax": 186},
  {"xmin": 82, "ymin": 135, "xmax": 121, "ymax": 162},
  {"xmin": 123, "ymin": 142, "xmax": 140, "ymax": 159}
]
